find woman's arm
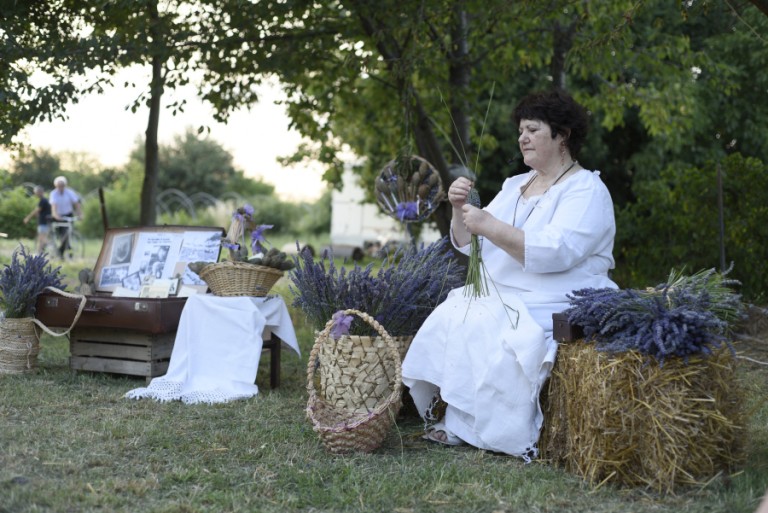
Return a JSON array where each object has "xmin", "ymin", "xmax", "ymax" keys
[{"xmin": 462, "ymin": 206, "xmax": 526, "ymax": 265}]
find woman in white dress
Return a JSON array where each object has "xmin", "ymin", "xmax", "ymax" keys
[{"xmin": 401, "ymin": 89, "xmax": 618, "ymax": 460}]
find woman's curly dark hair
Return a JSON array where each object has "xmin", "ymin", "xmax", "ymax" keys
[{"xmin": 513, "ymin": 89, "xmax": 589, "ymax": 159}]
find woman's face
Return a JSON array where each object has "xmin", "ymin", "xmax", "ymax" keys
[{"xmin": 518, "ymin": 119, "xmax": 563, "ymax": 171}]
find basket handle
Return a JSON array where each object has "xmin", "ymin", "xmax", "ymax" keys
[
  {"xmin": 31, "ymin": 286, "xmax": 87, "ymax": 338},
  {"xmin": 306, "ymin": 309, "xmax": 403, "ymax": 399}
]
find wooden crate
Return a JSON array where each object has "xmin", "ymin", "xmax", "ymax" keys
[
  {"xmin": 69, "ymin": 328, "xmax": 174, "ymax": 380},
  {"xmin": 68, "ymin": 327, "xmax": 283, "ymax": 387}
]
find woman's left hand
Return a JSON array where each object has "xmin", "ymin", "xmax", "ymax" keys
[{"xmin": 461, "ymin": 204, "xmax": 493, "ymax": 236}]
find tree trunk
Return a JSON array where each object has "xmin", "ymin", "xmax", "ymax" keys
[
  {"xmin": 411, "ymin": 91, "xmax": 452, "ymax": 237},
  {"xmin": 551, "ymin": 20, "xmax": 576, "ymax": 91},
  {"xmin": 140, "ymin": 1, "xmax": 163, "ymax": 226},
  {"xmin": 748, "ymin": 0, "xmax": 768, "ymax": 17},
  {"xmin": 448, "ymin": 3, "xmax": 471, "ymax": 168}
]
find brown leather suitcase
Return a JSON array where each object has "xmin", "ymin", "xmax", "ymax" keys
[
  {"xmin": 35, "ymin": 225, "xmax": 226, "ymax": 334},
  {"xmin": 34, "ymin": 225, "xmax": 285, "ymax": 387}
]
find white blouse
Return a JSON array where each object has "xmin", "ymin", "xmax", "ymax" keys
[{"xmin": 455, "ymin": 168, "xmax": 618, "ymax": 303}]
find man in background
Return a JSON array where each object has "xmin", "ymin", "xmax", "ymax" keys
[
  {"xmin": 23, "ymin": 185, "xmax": 52, "ymax": 254},
  {"xmin": 49, "ymin": 175, "xmax": 82, "ymax": 258}
]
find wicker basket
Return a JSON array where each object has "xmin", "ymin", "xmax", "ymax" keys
[
  {"xmin": 306, "ymin": 309, "xmax": 402, "ymax": 453},
  {"xmin": 0, "ymin": 317, "xmax": 40, "ymax": 374},
  {"xmin": 199, "ymin": 261, "xmax": 283, "ymax": 297}
]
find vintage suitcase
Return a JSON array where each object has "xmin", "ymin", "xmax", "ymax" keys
[
  {"xmin": 35, "ymin": 225, "xmax": 286, "ymax": 386},
  {"xmin": 36, "ymin": 225, "xmax": 225, "ymax": 333},
  {"xmin": 34, "ymin": 225, "xmax": 223, "ymax": 379}
]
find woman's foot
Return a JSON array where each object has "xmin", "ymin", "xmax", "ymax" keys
[{"xmin": 423, "ymin": 422, "xmax": 464, "ymax": 446}]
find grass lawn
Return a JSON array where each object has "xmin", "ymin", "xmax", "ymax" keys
[{"xmin": 1, "ymin": 237, "xmax": 767, "ymax": 512}]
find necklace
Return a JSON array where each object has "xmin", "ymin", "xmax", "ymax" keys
[{"xmin": 512, "ymin": 160, "xmax": 577, "ymax": 226}]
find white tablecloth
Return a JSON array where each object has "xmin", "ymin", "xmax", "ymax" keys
[{"xmin": 125, "ymin": 294, "xmax": 299, "ymax": 404}]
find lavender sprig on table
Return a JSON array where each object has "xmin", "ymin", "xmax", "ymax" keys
[{"xmin": 564, "ymin": 268, "xmax": 745, "ymax": 363}]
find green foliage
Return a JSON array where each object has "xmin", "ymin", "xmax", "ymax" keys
[
  {"xmin": 7, "ymin": 148, "xmax": 62, "ymax": 188},
  {"xmin": 614, "ymin": 153, "xmax": 768, "ymax": 299},
  {"xmin": 292, "ymin": 189, "xmax": 332, "ymax": 235},
  {"xmin": 128, "ymin": 128, "xmax": 276, "ymax": 198},
  {"xmin": 79, "ymin": 165, "xmax": 143, "ymax": 238},
  {"xmin": 157, "ymin": 209, "xmax": 219, "ymax": 229},
  {"xmin": 247, "ymin": 194, "xmax": 301, "ymax": 235},
  {"xmin": 0, "ymin": 187, "xmax": 36, "ymax": 240}
]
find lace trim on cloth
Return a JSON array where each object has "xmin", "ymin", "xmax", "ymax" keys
[{"xmin": 124, "ymin": 378, "xmax": 254, "ymax": 405}]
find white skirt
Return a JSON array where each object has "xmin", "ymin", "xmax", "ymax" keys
[{"xmin": 402, "ymin": 286, "xmax": 556, "ymax": 460}]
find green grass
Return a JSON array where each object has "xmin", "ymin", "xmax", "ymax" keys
[{"xmin": 1, "ymin": 238, "xmax": 767, "ymax": 512}]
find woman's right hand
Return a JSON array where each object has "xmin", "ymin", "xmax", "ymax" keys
[{"xmin": 448, "ymin": 177, "xmax": 473, "ymax": 209}]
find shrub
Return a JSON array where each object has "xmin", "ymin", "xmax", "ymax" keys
[
  {"xmin": 0, "ymin": 187, "xmax": 36, "ymax": 240},
  {"xmin": 614, "ymin": 153, "xmax": 768, "ymax": 299}
]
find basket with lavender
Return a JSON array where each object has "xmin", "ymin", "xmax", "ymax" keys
[
  {"xmin": 0, "ymin": 246, "xmax": 66, "ymax": 374},
  {"xmin": 194, "ymin": 204, "xmax": 295, "ymax": 297}
]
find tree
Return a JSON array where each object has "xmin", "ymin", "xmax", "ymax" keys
[
  {"xmin": 127, "ymin": 127, "xmax": 275, "ymax": 198},
  {"xmin": 200, "ymin": 0, "xmax": 709, "ymax": 236},
  {"xmin": 2, "ymin": 1, "xmax": 223, "ymax": 225},
  {"xmin": 8, "ymin": 149, "xmax": 63, "ymax": 190}
]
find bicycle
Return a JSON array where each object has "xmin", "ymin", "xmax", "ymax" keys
[{"xmin": 47, "ymin": 216, "xmax": 85, "ymax": 260}]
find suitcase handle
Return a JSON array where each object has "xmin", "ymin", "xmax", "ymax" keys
[
  {"xmin": 32, "ymin": 287, "xmax": 87, "ymax": 337},
  {"xmin": 83, "ymin": 304, "xmax": 113, "ymax": 315}
]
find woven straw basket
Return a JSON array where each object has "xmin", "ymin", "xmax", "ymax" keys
[
  {"xmin": 0, "ymin": 287, "xmax": 86, "ymax": 375},
  {"xmin": 306, "ymin": 309, "xmax": 402, "ymax": 453},
  {"xmin": 0, "ymin": 318, "xmax": 40, "ymax": 374},
  {"xmin": 199, "ymin": 261, "xmax": 283, "ymax": 297}
]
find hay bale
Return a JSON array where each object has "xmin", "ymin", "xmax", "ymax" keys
[{"xmin": 540, "ymin": 342, "xmax": 744, "ymax": 494}]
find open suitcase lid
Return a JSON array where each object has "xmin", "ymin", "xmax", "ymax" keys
[{"xmin": 93, "ymin": 225, "xmax": 225, "ymax": 297}]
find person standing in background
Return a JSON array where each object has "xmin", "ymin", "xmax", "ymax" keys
[
  {"xmin": 49, "ymin": 175, "xmax": 82, "ymax": 258},
  {"xmin": 23, "ymin": 185, "xmax": 52, "ymax": 254}
]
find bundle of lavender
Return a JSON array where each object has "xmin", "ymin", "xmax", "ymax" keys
[
  {"xmin": 565, "ymin": 268, "xmax": 745, "ymax": 363},
  {"xmin": 463, "ymin": 187, "xmax": 489, "ymax": 299}
]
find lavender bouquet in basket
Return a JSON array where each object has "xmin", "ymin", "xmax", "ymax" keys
[
  {"xmin": 190, "ymin": 204, "xmax": 294, "ymax": 276},
  {"xmin": 0, "ymin": 246, "xmax": 65, "ymax": 319}
]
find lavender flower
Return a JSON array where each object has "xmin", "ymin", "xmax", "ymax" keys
[
  {"xmin": 330, "ymin": 310, "xmax": 354, "ymax": 339},
  {"xmin": 0, "ymin": 246, "xmax": 66, "ymax": 319},
  {"xmin": 396, "ymin": 201, "xmax": 419, "ymax": 221},
  {"xmin": 250, "ymin": 224, "xmax": 274, "ymax": 255}
]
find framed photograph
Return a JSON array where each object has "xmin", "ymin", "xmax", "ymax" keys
[
  {"xmin": 94, "ymin": 226, "xmax": 225, "ymax": 294},
  {"xmin": 168, "ymin": 277, "xmax": 181, "ymax": 296},
  {"xmin": 110, "ymin": 233, "xmax": 134, "ymax": 265},
  {"xmin": 121, "ymin": 271, "xmax": 142, "ymax": 291}
]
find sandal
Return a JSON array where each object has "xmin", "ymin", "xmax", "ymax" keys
[{"xmin": 423, "ymin": 421, "xmax": 464, "ymax": 446}]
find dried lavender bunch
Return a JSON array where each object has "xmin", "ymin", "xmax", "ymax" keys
[
  {"xmin": 289, "ymin": 237, "xmax": 463, "ymax": 336},
  {"xmin": 463, "ymin": 187, "xmax": 489, "ymax": 299},
  {"xmin": 0, "ymin": 246, "xmax": 66, "ymax": 319},
  {"xmin": 565, "ymin": 268, "xmax": 745, "ymax": 364}
]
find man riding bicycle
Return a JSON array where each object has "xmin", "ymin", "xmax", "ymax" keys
[{"xmin": 49, "ymin": 176, "xmax": 82, "ymax": 259}]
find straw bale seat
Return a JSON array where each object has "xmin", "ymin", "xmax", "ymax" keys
[{"xmin": 540, "ymin": 315, "xmax": 744, "ymax": 494}]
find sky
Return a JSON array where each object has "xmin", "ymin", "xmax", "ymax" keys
[{"xmin": 0, "ymin": 66, "xmax": 327, "ymax": 202}]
